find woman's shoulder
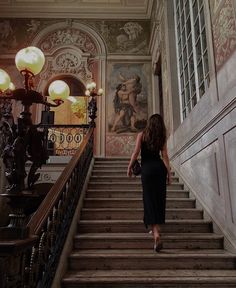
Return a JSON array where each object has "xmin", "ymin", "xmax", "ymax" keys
[
  {"xmin": 138, "ymin": 131, "xmax": 143, "ymax": 137},
  {"xmin": 137, "ymin": 131, "xmax": 143, "ymax": 141}
]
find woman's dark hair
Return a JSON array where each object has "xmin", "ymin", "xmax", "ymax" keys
[{"xmin": 142, "ymin": 114, "xmax": 166, "ymax": 152}]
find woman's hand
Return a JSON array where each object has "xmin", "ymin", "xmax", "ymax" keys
[
  {"xmin": 127, "ymin": 166, "xmax": 132, "ymax": 177},
  {"xmin": 167, "ymin": 173, "xmax": 172, "ymax": 185}
]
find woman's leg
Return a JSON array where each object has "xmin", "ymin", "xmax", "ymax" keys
[
  {"xmin": 152, "ymin": 224, "xmax": 160, "ymax": 241},
  {"xmin": 152, "ymin": 224, "xmax": 163, "ymax": 252}
]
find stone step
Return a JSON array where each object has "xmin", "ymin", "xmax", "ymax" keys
[
  {"xmin": 62, "ymin": 269, "xmax": 236, "ymax": 288},
  {"xmin": 80, "ymin": 208, "xmax": 203, "ymax": 220},
  {"xmin": 74, "ymin": 233, "xmax": 223, "ymax": 250},
  {"xmin": 68, "ymin": 249, "xmax": 236, "ymax": 270},
  {"xmin": 62, "ymin": 160, "xmax": 236, "ymax": 287},
  {"xmin": 88, "ymin": 182, "xmax": 184, "ymax": 190},
  {"xmin": 78, "ymin": 220, "xmax": 212, "ymax": 233},
  {"xmin": 95, "ymin": 157, "xmax": 130, "ymax": 162},
  {"xmin": 83, "ymin": 198, "xmax": 195, "ymax": 208},
  {"xmin": 89, "ymin": 175, "xmax": 179, "ymax": 183},
  {"xmin": 86, "ymin": 189, "xmax": 189, "ymax": 198},
  {"xmin": 92, "ymin": 168, "xmax": 175, "ymax": 176}
]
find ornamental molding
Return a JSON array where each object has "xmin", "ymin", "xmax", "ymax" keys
[
  {"xmin": 39, "ymin": 47, "xmax": 94, "ymax": 85},
  {"xmin": 31, "ymin": 21, "xmax": 106, "ymax": 56},
  {"xmin": 39, "ymin": 28, "xmax": 98, "ymax": 56}
]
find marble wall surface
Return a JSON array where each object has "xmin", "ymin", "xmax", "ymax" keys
[{"xmin": 167, "ymin": 0, "xmax": 236, "ymax": 248}]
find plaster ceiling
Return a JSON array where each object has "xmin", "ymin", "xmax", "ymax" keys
[{"xmin": 0, "ymin": 0, "xmax": 154, "ymax": 19}]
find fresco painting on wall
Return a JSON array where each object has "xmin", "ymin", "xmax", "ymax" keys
[
  {"xmin": 0, "ymin": 18, "xmax": 149, "ymax": 55},
  {"xmin": 210, "ymin": 0, "xmax": 236, "ymax": 70},
  {"xmin": 107, "ymin": 63, "xmax": 148, "ymax": 135}
]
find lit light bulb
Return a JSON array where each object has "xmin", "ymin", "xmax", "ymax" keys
[
  {"xmin": 86, "ymin": 81, "xmax": 96, "ymax": 91},
  {"xmin": 85, "ymin": 90, "xmax": 90, "ymax": 96},
  {"xmin": 15, "ymin": 46, "xmax": 45, "ymax": 75},
  {"xmin": 0, "ymin": 69, "xmax": 11, "ymax": 92},
  {"xmin": 9, "ymin": 82, "xmax": 15, "ymax": 91},
  {"xmin": 48, "ymin": 80, "xmax": 70, "ymax": 101},
  {"xmin": 97, "ymin": 88, "xmax": 103, "ymax": 96},
  {"xmin": 90, "ymin": 82, "xmax": 96, "ymax": 89}
]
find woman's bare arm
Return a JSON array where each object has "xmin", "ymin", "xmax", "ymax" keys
[{"xmin": 161, "ymin": 142, "xmax": 171, "ymax": 184}]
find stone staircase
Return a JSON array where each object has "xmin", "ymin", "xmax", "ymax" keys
[{"xmin": 62, "ymin": 158, "xmax": 236, "ymax": 287}]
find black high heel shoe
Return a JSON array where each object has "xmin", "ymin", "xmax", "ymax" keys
[
  {"xmin": 154, "ymin": 241, "xmax": 163, "ymax": 252},
  {"xmin": 154, "ymin": 237, "xmax": 163, "ymax": 252}
]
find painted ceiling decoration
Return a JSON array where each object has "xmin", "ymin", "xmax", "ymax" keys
[{"xmin": 0, "ymin": 19, "xmax": 150, "ymax": 55}]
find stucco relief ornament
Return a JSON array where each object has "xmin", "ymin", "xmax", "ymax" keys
[
  {"xmin": 43, "ymin": 173, "xmax": 51, "ymax": 181},
  {"xmin": 115, "ymin": 21, "xmax": 146, "ymax": 53},
  {"xmin": 41, "ymin": 54, "xmax": 93, "ymax": 84},
  {"xmin": 0, "ymin": 20, "xmax": 13, "ymax": 39},
  {"xmin": 0, "ymin": 20, "xmax": 17, "ymax": 50},
  {"xmin": 40, "ymin": 29, "xmax": 97, "ymax": 55},
  {"xmin": 27, "ymin": 20, "xmax": 41, "ymax": 34},
  {"xmin": 56, "ymin": 53, "xmax": 81, "ymax": 71},
  {"xmin": 121, "ymin": 22, "xmax": 143, "ymax": 40}
]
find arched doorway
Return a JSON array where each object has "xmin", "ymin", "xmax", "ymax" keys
[
  {"xmin": 31, "ymin": 21, "xmax": 107, "ymax": 156},
  {"xmin": 43, "ymin": 75, "xmax": 87, "ymax": 125}
]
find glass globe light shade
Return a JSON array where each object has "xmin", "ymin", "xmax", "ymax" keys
[
  {"xmin": 9, "ymin": 82, "xmax": 15, "ymax": 91},
  {"xmin": 15, "ymin": 46, "xmax": 45, "ymax": 75},
  {"xmin": 86, "ymin": 81, "xmax": 96, "ymax": 91},
  {"xmin": 97, "ymin": 88, "xmax": 104, "ymax": 96},
  {"xmin": 0, "ymin": 69, "xmax": 11, "ymax": 92},
  {"xmin": 86, "ymin": 83, "xmax": 92, "ymax": 91},
  {"xmin": 90, "ymin": 82, "xmax": 96, "ymax": 89},
  {"xmin": 48, "ymin": 80, "xmax": 70, "ymax": 101},
  {"xmin": 85, "ymin": 90, "xmax": 90, "ymax": 96}
]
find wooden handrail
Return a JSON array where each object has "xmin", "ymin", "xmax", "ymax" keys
[{"xmin": 27, "ymin": 126, "xmax": 94, "ymax": 235}]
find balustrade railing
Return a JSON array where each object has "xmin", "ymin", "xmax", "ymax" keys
[
  {"xmin": 0, "ymin": 127, "xmax": 94, "ymax": 288},
  {"xmin": 42, "ymin": 124, "xmax": 90, "ymax": 156}
]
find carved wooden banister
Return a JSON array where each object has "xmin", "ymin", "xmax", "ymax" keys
[
  {"xmin": 0, "ymin": 126, "xmax": 94, "ymax": 288},
  {"xmin": 28, "ymin": 126, "xmax": 93, "ymax": 234}
]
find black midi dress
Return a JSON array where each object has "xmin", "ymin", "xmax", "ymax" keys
[{"xmin": 141, "ymin": 141, "xmax": 167, "ymax": 228}]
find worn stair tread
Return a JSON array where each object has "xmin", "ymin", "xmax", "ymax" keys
[
  {"xmin": 89, "ymin": 181, "xmax": 180, "ymax": 184},
  {"xmin": 84, "ymin": 197, "xmax": 193, "ymax": 201},
  {"xmin": 70, "ymin": 249, "xmax": 236, "ymax": 257},
  {"xmin": 90, "ymin": 175, "xmax": 179, "ymax": 180},
  {"xmin": 81, "ymin": 208, "xmax": 200, "ymax": 212},
  {"xmin": 79, "ymin": 219, "xmax": 210, "ymax": 224},
  {"xmin": 87, "ymin": 188, "xmax": 186, "ymax": 192},
  {"xmin": 63, "ymin": 269, "xmax": 236, "ymax": 278},
  {"xmin": 75, "ymin": 232, "xmax": 223, "ymax": 240},
  {"xmin": 79, "ymin": 219, "xmax": 209, "ymax": 223},
  {"xmin": 62, "ymin": 271, "xmax": 236, "ymax": 286}
]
